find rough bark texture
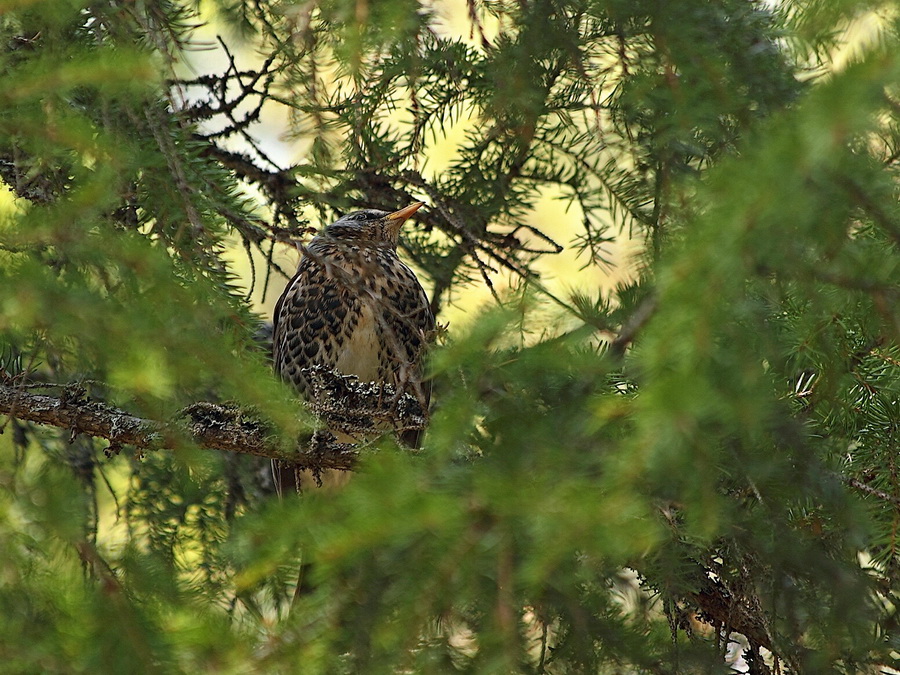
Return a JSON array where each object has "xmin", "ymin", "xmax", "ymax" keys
[{"xmin": 0, "ymin": 382, "xmax": 357, "ymax": 470}]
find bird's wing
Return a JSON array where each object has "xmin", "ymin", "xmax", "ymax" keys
[
  {"xmin": 376, "ymin": 260, "xmax": 434, "ymax": 449},
  {"xmin": 377, "ymin": 259, "xmax": 435, "ymax": 366},
  {"xmin": 272, "ymin": 263, "xmax": 303, "ymax": 355}
]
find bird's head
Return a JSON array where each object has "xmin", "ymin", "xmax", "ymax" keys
[{"xmin": 321, "ymin": 202, "xmax": 425, "ymax": 248}]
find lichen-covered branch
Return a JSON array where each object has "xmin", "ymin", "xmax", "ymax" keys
[
  {"xmin": 0, "ymin": 382, "xmax": 357, "ymax": 470},
  {"xmin": 689, "ymin": 577, "xmax": 810, "ymax": 671}
]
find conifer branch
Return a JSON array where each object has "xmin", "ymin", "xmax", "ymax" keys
[
  {"xmin": 610, "ymin": 295, "xmax": 657, "ymax": 358},
  {"xmin": 845, "ymin": 475, "xmax": 900, "ymax": 508},
  {"xmin": 689, "ymin": 579, "xmax": 785, "ymax": 664},
  {"xmin": 0, "ymin": 382, "xmax": 357, "ymax": 470}
]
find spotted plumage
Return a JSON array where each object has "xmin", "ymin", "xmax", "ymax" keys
[{"xmin": 273, "ymin": 203, "xmax": 434, "ymax": 446}]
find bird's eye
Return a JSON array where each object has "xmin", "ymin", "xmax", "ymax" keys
[{"xmin": 350, "ymin": 213, "xmax": 368, "ymax": 221}]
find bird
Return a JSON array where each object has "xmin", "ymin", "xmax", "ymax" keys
[{"xmin": 271, "ymin": 202, "xmax": 434, "ymax": 486}]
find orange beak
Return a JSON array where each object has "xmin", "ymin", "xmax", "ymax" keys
[{"xmin": 386, "ymin": 201, "xmax": 425, "ymax": 223}]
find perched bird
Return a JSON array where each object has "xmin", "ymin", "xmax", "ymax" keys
[{"xmin": 273, "ymin": 202, "xmax": 435, "ymax": 456}]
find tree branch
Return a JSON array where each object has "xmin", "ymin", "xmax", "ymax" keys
[
  {"xmin": 689, "ymin": 577, "xmax": 808, "ymax": 671},
  {"xmin": 610, "ymin": 294, "xmax": 657, "ymax": 359},
  {"xmin": 0, "ymin": 382, "xmax": 357, "ymax": 470},
  {"xmin": 689, "ymin": 579, "xmax": 775, "ymax": 655},
  {"xmin": 844, "ymin": 475, "xmax": 900, "ymax": 508}
]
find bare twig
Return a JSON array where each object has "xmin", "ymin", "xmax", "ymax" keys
[{"xmin": 845, "ymin": 475, "xmax": 900, "ymax": 508}]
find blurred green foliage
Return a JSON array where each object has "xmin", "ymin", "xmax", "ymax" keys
[{"xmin": 1, "ymin": 0, "xmax": 899, "ymax": 672}]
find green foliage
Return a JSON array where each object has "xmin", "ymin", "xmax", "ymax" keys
[{"xmin": 1, "ymin": 0, "xmax": 900, "ymax": 673}]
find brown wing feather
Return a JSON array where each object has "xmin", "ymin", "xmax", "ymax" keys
[{"xmin": 273, "ymin": 242, "xmax": 433, "ymax": 448}]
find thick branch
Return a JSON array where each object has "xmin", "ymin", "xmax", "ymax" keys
[
  {"xmin": 689, "ymin": 578, "xmax": 808, "ymax": 671},
  {"xmin": 0, "ymin": 382, "xmax": 357, "ymax": 470},
  {"xmin": 689, "ymin": 579, "xmax": 774, "ymax": 654}
]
